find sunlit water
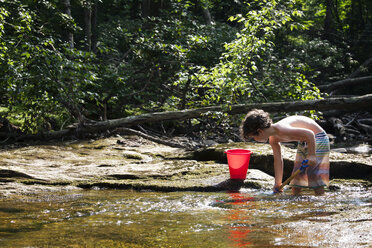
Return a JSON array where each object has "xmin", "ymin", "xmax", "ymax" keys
[{"xmin": 0, "ymin": 186, "xmax": 371, "ymax": 247}]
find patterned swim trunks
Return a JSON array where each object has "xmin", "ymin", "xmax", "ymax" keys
[{"xmin": 290, "ymin": 132, "xmax": 330, "ymax": 188}]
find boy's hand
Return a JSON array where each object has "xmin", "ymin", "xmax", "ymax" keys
[
  {"xmin": 273, "ymin": 184, "xmax": 283, "ymax": 193},
  {"xmin": 307, "ymin": 155, "xmax": 316, "ymax": 166}
]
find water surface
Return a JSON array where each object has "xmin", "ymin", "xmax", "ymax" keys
[{"xmin": 0, "ymin": 186, "xmax": 371, "ymax": 247}]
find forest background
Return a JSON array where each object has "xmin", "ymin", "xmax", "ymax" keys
[{"xmin": 0, "ymin": 0, "xmax": 371, "ymax": 142}]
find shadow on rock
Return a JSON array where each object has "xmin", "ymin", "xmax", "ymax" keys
[{"xmin": 213, "ymin": 179, "xmax": 245, "ymax": 191}]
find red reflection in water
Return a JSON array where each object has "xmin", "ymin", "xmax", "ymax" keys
[{"xmin": 226, "ymin": 192, "xmax": 255, "ymax": 247}]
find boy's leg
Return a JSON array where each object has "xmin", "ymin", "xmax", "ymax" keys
[
  {"xmin": 312, "ymin": 132, "xmax": 330, "ymax": 196},
  {"xmin": 292, "ymin": 187, "xmax": 301, "ymax": 195},
  {"xmin": 314, "ymin": 187, "xmax": 325, "ymax": 196},
  {"xmin": 290, "ymin": 148, "xmax": 306, "ymax": 195}
]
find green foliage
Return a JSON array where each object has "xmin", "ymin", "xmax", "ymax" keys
[
  {"xmin": 0, "ymin": 0, "xmax": 96, "ymax": 132},
  {"xmin": 0, "ymin": 0, "xmax": 370, "ymax": 134},
  {"xmin": 175, "ymin": 0, "xmax": 322, "ymax": 111},
  {"xmin": 283, "ymin": 37, "xmax": 357, "ymax": 82},
  {"xmin": 93, "ymin": 0, "xmax": 237, "ymax": 115}
]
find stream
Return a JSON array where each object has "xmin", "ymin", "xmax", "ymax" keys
[
  {"xmin": 0, "ymin": 137, "xmax": 371, "ymax": 247},
  {"xmin": 0, "ymin": 185, "xmax": 371, "ymax": 247}
]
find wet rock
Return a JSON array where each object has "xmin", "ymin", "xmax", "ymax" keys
[
  {"xmin": 204, "ymin": 140, "xmax": 219, "ymax": 147},
  {"xmin": 0, "ymin": 169, "xmax": 35, "ymax": 180},
  {"xmin": 212, "ymin": 169, "xmax": 274, "ymax": 191},
  {"xmin": 193, "ymin": 142, "xmax": 295, "ymax": 179},
  {"xmin": 194, "ymin": 142, "xmax": 372, "ymax": 180},
  {"xmin": 332, "ymin": 144, "xmax": 372, "ymax": 154},
  {"xmin": 0, "ymin": 136, "xmax": 370, "ymax": 197},
  {"xmin": 213, "ymin": 179, "xmax": 245, "ymax": 191}
]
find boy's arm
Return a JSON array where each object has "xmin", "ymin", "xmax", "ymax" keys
[
  {"xmin": 292, "ymin": 128, "xmax": 316, "ymax": 166},
  {"xmin": 302, "ymin": 130, "xmax": 316, "ymax": 166},
  {"xmin": 278, "ymin": 127, "xmax": 317, "ymax": 166},
  {"xmin": 270, "ymin": 137, "xmax": 283, "ymax": 189}
]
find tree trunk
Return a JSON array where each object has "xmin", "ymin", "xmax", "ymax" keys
[
  {"xmin": 349, "ymin": 0, "xmax": 367, "ymax": 40},
  {"xmin": 115, "ymin": 128, "xmax": 186, "ymax": 148},
  {"xmin": 318, "ymin": 76, "xmax": 372, "ymax": 92},
  {"xmin": 202, "ymin": 8, "xmax": 212, "ymax": 25},
  {"xmin": 348, "ymin": 57, "xmax": 372, "ymax": 78},
  {"xmin": 142, "ymin": 0, "xmax": 163, "ymax": 18},
  {"xmin": 4, "ymin": 94, "xmax": 371, "ymax": 141},
  {"xmin": 180, "ymin": 79, "xmax": 191, "ymax": 109},
  {"xmin": 84, "ymin": 5, "xmax": 92, "ymax": 52},
  {"xmin": 200, "ymin": 0, "xmax": 212, "ymax": 25},
  {"xmin": 102, "ymin": 95, "xmax": 112, "ymax": 121},
  {"xmin": 323, "ymin": 0, "xmax": 337, "ymax": 40},
  {"xmin": 142, "ymin": 0, "xmax": 151, "ymax": 18},
  {"xmin": 91, "ymin": 1, "xmax": 98, "ymax": 54},
  {"xmin": 63, "ymin": 0, "xmax": 74, "ymax": 48}
]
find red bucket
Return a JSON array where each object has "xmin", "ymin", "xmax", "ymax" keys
[{"xmin": 225, "ymin": 149, "xmax": 252, "ymax": 180}]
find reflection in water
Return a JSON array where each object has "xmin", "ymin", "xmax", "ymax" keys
[
  {"xmin": 226, "ymin": 192, "xmax": 254, "ymax": 247},
  {"xmin": 0, "ymin": 186, "xmax": 370, "ymax": 247}
]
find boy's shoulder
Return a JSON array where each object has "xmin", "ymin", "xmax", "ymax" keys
[{"xmin": 278, "ymin": 115, "xmax": 311, "ymax": 123}]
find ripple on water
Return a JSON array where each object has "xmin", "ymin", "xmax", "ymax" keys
[{"xmin": 0, "ymin": 187, "xmax": 371, "ymax": 248}]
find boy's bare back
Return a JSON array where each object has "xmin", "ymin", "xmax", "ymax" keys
[{"xmin": 271, "ymin": 116, "xmax": 324, "ymax": 142}]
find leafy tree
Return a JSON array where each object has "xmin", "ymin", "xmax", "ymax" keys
[
  {"xmin": 174, "ymin": 0, "xmax": 322, "ymax": 110},
  {"xmin": 0, "ymin": 0, "xmax": 370, "ymax": 135},
  {"xmin": 1, "ymin": 0, "xmax": 94, "ymax": 132}
]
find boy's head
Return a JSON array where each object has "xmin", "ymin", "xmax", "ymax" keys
[{"xmin": 240, "ymin": 109, "xmax": 272, "ymax": 140}]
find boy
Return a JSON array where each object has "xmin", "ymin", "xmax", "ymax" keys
[{"xmin": 240, "ymin": 109, "xmax": 330, "ymax": 195}]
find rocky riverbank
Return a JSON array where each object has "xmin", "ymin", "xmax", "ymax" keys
[{"xmin": 0, "ymin": 135, "xmax": 371, "ymax": 198}]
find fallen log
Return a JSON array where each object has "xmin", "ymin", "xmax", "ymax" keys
[
  {"xmin": 114, "ymin": 127, "xmax": 187, "ymax": 148},
  {"xmin": 348, "ymin": 57, "xmax": 372, "ymax": 78},
  {"xmin": 318, "ymin": 76, "xmax": 372, "ymax": 92},
  {"xmin": 85, "ymin": 94, "xmax": 372, "ymax": 131},
  {"xmin": 3, "ymin": 94, "xmax": 372, "ymax": 141},
  {"xmin": 229, "ymin": 94, "xmax": 372, "ymax": 114}
]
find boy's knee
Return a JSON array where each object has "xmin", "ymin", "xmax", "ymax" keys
[
  {"xmin": 314, "ymin": 187, "xmax": 325, "ymax": 196},
  {"xmin": 292, "ymin": 187, "xmax": 301, "ymax": 195}
]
